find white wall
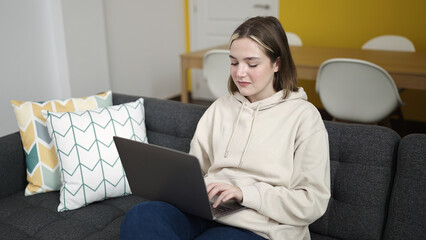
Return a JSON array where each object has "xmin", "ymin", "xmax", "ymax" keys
[
  {"xmin": 0, "ymin": 0, "xmax": 69, "ymax": 136},
  {"xmin": 61, "ymin": 0, "xmax": 111, "ymax": 98},
  {"xmin": 0, "ymin": 0, "xmax": 185, "ymax": 136},
  {"xmin": 104, "ymin": 0, "xmax": 185, "ymax": 98}
]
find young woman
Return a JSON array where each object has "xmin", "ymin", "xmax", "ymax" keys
[{"xmin": 121, "ymin": 16, "xmax": 330, "ymax": 240}]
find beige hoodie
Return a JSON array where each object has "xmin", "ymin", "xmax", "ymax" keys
[{"xmin": 189, "ymin": 88, "xmax": 330, "ymax": 240}]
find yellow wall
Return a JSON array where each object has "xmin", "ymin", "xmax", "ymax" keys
[
  {"xmin": 279, "ymin": 0, "xmax": 426, "ymax": 122},
  {"xmin": 279, "ymin": 0, "xmax": 426, "ymax": 50},
  {"xmin": 184, "ymin": 0, "xmax": 426, "ymax": 122}
]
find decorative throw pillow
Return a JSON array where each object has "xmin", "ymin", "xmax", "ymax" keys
[
  {"xmin": 10, "ymin": 91, "xmax": 113, "ymax": 196},
  {"xmin": 43, "ymin": 98, "xmax": 147, "ymax": 211}
]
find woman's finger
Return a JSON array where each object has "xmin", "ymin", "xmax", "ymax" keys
[{"xmin": 208, "ymin": 184, "xmax": 243, "ymax": 207}]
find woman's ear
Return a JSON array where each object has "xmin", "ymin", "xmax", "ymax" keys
[{"xmin": 273, "ymin": 57, "xmax": 281, "ymax": 72}]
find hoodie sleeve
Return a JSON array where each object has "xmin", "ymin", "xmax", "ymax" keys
[{"xmin": 240, "ymin": 115, "xmax": 331, "ymax": 226}]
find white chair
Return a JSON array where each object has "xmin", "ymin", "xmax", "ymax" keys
[
  {"xmin": 315, "ymin": 58, "xmax": 404, "ymax": 124},
  {"xmin": 362, "ymin": 35, "xmax": 415, "ymax": 52},
  {"xmin": 203, "ymin": 49, "xmax": 231, "ymax": 98},
  {"xmin": 363, "ymin": 35, "xmax": 415, "ymax": 95},
  {"xmin": 286, "ymin": 32, "xmax": 303, "ymax": 46}
]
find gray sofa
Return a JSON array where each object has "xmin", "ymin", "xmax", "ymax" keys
[{"xmin": 0, "ymin": 93, "xmax": 424, "ymax": 240}]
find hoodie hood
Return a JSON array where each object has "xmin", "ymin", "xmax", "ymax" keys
[{"xmin": 232, "ymin": 87, "xmax": 308, "ymax": 111}]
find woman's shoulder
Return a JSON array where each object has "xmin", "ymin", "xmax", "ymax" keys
[
  {"xmin": 298, "ymin": 99, "xmax": 321, "ymax": 115},
  {"xmin": 284, "ymin": 98, "xmax": 325, "ymax": 129}
]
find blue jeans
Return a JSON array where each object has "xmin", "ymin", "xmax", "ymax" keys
[{"xmin": 121, "ymin": 201, "xmax": 267, "ymax": 240}]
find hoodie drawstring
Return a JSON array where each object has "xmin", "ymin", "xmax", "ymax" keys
[
  {"xmin": 224, "ymin": 101, "xmax": 245, "ymax": 158},
  {"xmin": 238, "ymin": 104, "xmax": 261, "ymax": 167},
  {"xmin": 224, "ymin": 101, "xmax": 261, "ymax": 168}
]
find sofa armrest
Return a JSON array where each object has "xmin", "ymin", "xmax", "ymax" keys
[
  {"xmin": 0, "ymin": 132, "xmax": 26, "ymax": 199},
  {"xmin": 383, "ymin": 133, "xmax": 426, "ymax": 240}
]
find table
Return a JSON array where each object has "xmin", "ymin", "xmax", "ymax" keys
[{"xmin": 180, "ymin": 45, "xmax": 426, "ymax": 103}]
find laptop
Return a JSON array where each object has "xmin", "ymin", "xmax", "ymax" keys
[{"xmin": 114, "ymin": 136, "xmax": 245, "ymax": 220}]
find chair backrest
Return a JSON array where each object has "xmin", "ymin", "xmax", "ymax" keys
[
  {"xmin": 203, "ymin": 49, "xmax": 231, "ymax": 98},
  {"xmin": 286, "ymin": 32, "xmax": 303, "ymax": 46},
  {"xmin": 315, "ymin": 58, "xmax": 403, "ymax": 123},
  {"xmin": 362, "ymin": 35, "xmax": 415, "ymax": 52}
]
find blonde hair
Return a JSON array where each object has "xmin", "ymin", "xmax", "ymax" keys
[{"xmin": 230, "ymin": 33, "xmax": 274, "ymax": 54}]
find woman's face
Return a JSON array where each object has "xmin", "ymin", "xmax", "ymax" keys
[{"xmin": 229, "ymin": 37, "xmax": 279, "ymax": 102}]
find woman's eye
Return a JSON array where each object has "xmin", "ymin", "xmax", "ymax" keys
[
  {"xmin": 249, "ymin": 64, "xmax": 258, "ymax": 68},
  {"xmin": 231, "ymin": 62, "xmax": 238, "ymax": 66}
]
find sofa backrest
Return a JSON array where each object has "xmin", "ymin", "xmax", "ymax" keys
[
  {"xmin": 310, "ymin": 121, "xmax": 400, "ymax": 240},
  {"xmin": 383, "ymin": 133, "xmax": 426, "ymax": 240},
  {"xmin": 113, "ymin": 93, "xmax": 208, "ymax": 152}
]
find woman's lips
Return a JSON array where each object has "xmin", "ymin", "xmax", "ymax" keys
[{"xmin": 238, "ymin": 81, "xmax": 250, "ymax": 87}]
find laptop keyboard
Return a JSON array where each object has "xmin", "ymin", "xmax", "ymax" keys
[{"xmin": 212, "ymin": 204, "xmax": 231, "ymax": 215}]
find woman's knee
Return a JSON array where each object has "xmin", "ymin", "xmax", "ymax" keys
[
  {"xmin": 121, "ymin": 201, "xmax": 195, "ymax": 240},
  {"xmin": 122, "ymin": 201, "xmax": 179, "ymax": 228}
]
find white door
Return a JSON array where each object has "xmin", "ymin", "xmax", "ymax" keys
[{"xmin": 189, "ymin": 0, "xmax": 279, "ymax": 100}]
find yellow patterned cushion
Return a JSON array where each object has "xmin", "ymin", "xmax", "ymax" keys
[{"xmin": 10, "ymin": 91, "xmax": 113, "ymax": 196}]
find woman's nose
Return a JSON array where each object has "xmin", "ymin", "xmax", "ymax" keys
[{"xmin": 236, "ymin": 64, "xmax": 247, "ymax": 78}]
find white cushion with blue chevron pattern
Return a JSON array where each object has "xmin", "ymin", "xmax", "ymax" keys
[{"xmin": 43, "ymin": 98, "xmax": 147, "ymax": 211}]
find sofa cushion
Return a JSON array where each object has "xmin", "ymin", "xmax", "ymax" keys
[
  {"xmin": 383, "ymin": 134, "xmax": 426, "ymax": 240},
  {"xmin": 310, "ymin": 121, "xmax": 400, "ymax": 240},
  {"xmin": 43, "ymin": 98, "xmax": 147, "ymax": 211},
  {"xmin": 10, "ymin": 91, "xmax": 113, "ymax": 196},
  {"xmin": 0, "ymin": 191, "xmax": 145, "ymax": 239}
]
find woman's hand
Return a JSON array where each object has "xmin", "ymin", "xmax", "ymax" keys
[{"xmin": 207, "ymin": 182, "xmax": 243, "ymax": 208}]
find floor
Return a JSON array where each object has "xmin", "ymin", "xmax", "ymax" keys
[{"xmin": 171, "ymin": 96, "xmax": 426, "ymax": 138}]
